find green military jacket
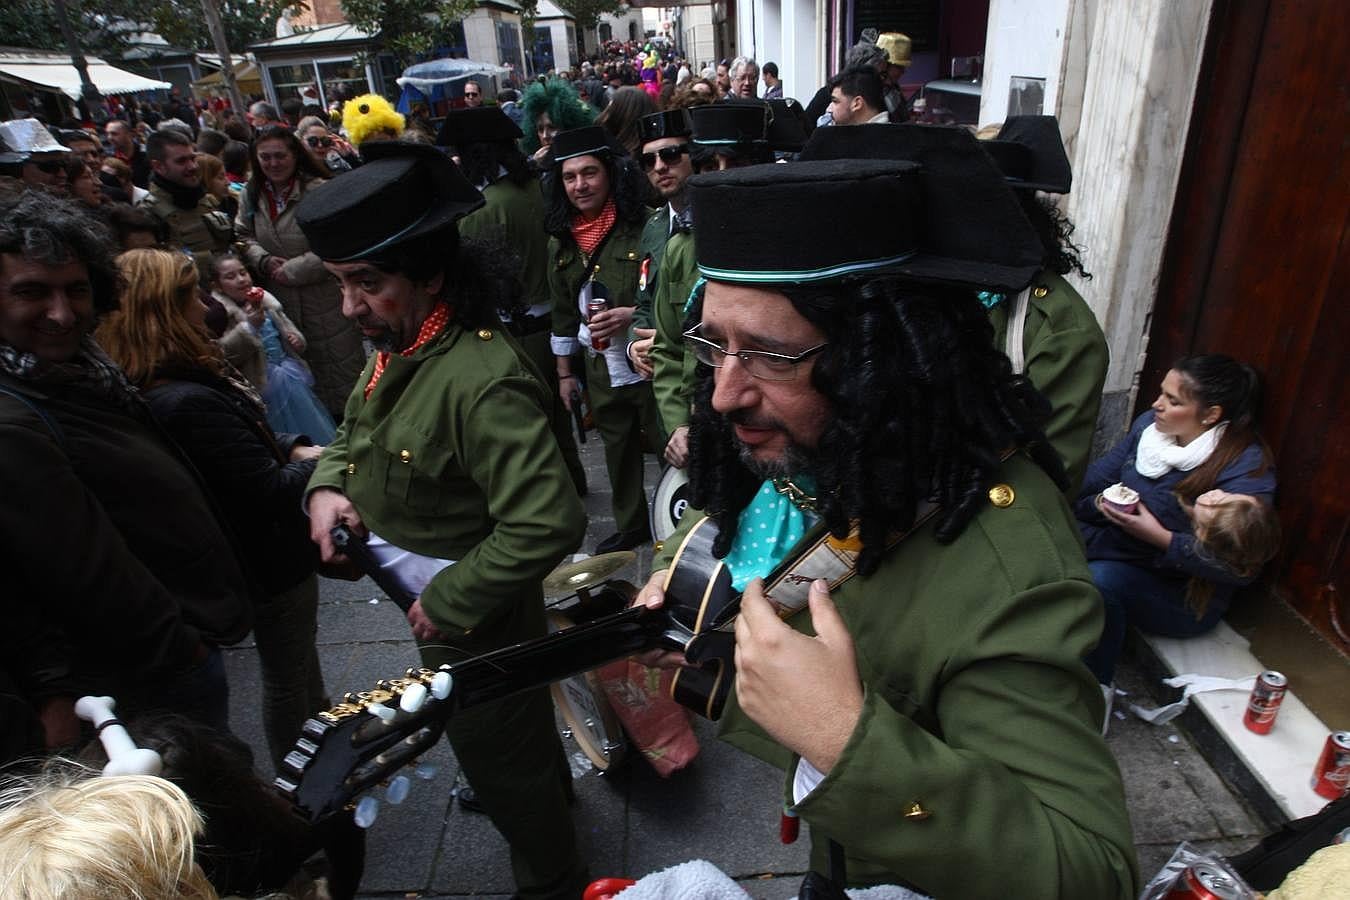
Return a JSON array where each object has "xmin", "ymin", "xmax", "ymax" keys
[
  {"xmin": 655, "ymin": 454, "xmax": 1139, "ymax": 898},
  {"xmin": 649, "ymin": 232, "xmax": 700, "ymax": 434},
  {"xmin": 547, "ymin": 217, "xmax": 645, "ymax": 349},
  {"xmin": 308, "ymin": 319, "xmax": 586, "ymax": 640},
  {"xmin": 459, "ymin": 177, "xmax": 552, "ymax": 312},
  {"xmin": 988, "ymin": 270, "xmax": 1109, "ymax": 495},
  {"xmin": 633, "ymin": 203, "xmax": 674, "ymax": 329},
  {"xmin": 138, "ymin": 182, "xmax": 232, "ymax": 266}
]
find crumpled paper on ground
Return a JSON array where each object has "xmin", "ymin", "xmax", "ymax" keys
[
  {"xmin": 612, "ymin": 859, "xmax": 929, "ymax": 900},
  {"xmin": 1128, "ymin": 673, "xmax": 1257, "ymax": 725}
]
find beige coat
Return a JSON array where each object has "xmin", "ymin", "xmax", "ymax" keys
[
  {"xmin": 234, "ymin": 176, "xmax": 367, "ymax": 414},
  {"xmin": 210, "ymin": 288, "xmax": 306, "ymax": 391}
]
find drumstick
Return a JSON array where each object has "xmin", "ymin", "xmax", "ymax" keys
[{"xmin": 73, "ymin": 695, "xmax": 164, "ymax": 777}]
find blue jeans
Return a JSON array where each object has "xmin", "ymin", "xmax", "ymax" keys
[{"xmin": 1083, "ymin": 560, "xmax": 1225, "ymax": 684}]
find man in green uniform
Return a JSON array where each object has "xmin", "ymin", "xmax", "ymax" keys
[
  {"xmin": 637, "ymin": 155, "xmax": 1139, "ymax": 896},
  {"xmin": 546, "ymin": 126, "xmax": 660, "ymax": 554},
  {"xmin": 439, "ymin": 106, "xmax": 588, "ymax": 496},
  {"xmin": 296, "ymin": 143, "xmax": 589, "ymax": 900},
  {"xmin": 627, "ymin": 108, "xmax": 694, "ymax": 376},
  {"xmin": 799, "ymin": 119, "xmax": 1109, "ymax": 493},
  {"xmin": 650, "ymin": 102, "xmax": 773, "ymax": 468}
]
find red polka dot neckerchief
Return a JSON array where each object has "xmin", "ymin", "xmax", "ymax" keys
[{"xmin": 363, "ymin": 301, "xmax": 452, "ymax": 399}]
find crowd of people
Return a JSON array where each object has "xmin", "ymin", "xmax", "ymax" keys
[{"xmin": 0, "ymin": 28, "xmax": 1285, "ymax": 900}]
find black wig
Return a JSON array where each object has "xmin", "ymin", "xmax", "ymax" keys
[
  {"xmin": 1019, "ymin": 193, "xmax": 1091, "ymax": 279},
  {"xmin": 456, "ymin": 138, "xmax": 533, "ymax": 189},
  {"xmin": 542, "ymin": 150, "xmax": 650, "ymax": 238},
  {"xmin": 363, "ymin": 227, "xmax": 523, "ymax": 331},
  {"xmin": 684, "ymin": 276, "xmax": 1065, "ymax": 575}
]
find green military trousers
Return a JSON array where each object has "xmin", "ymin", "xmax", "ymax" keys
[
  {"xmin": 584, "ymin": 352, "xmax": 661, "ymax": 535},
  {"xmin": 420, "ymin": 598, "xmax": 588, "ymax": 899}
]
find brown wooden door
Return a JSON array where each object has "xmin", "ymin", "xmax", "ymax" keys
[{"xmin": 1142, "ymin": 0, "xmax": 1350, "ymax": 651}]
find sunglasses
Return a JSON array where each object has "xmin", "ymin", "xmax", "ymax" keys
[
  {"xmin": 305, "ymin": 135, "xmax": 333, "ymax": 148},
  {"xmin": 640, "ymin": 143, "xmax": 689, "ymax": 170},
  {"xmin": 32, "ymin": 159, "xmax": 68, "ymax": 174},
  {"xmin": 464, "ymin": 91, "xmax": 481, "ymax": 98}
]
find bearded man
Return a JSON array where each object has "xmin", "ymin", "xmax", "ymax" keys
[{"xmin": 637, "ymin": 157, "xmax": 1139, "ymax": 898}]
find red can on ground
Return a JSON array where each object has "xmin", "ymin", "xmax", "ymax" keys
[
  {"xmin": 1243, "ymin": 670, "xmax": 1286, "ymax": 734},
  {"xmin": 1311, "ymin": 730, "xmax": 1350, "ymax": 800}
]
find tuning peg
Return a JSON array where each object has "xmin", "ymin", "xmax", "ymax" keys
[
  {"xmin": 430, "ymin": 671, "xmax": 452, "ymax": 699},
  {"xmin": 354, "ymin": 795, "xmax": 380, "ymax": 828},
  {"xmin": 414, "ymin": 761, "xmax": 439, "ymax": 780},
  {"xmin": 367, "ymin": 702, "xmax": 397, "ymax": 723},
  {"xmin": 386, "ymin": 775, "xmax": 411, "ymax": 805},
  {"xmin": 400, "ymin": 682, "xmax": 428, "ymax": 713}
]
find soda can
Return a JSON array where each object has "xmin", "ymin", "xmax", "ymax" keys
[
  {"xmin": 1243, "ymin": 670, "xmax": 1286, "ymax": 734},
  {"xmin": 1311, "ymin": 731, "xmax": 1350, "ymax": 800},
  {"xmin": 1162, "ymin": 863, "xmax": 1242, "ymax": 900},
  {"xmin": 587, "ymin": 298, "xmax": 609, "ymax": 351}
]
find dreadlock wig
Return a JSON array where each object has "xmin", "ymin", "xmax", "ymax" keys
[
  {"xmin": 685, "ymin": 276, "xmax": 1065, "ymax": 576},
  {"xmin": 520, "ymin": 79, "xmax": 596, "ymax": 154}
]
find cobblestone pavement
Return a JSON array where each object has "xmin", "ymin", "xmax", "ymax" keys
[{"xmin": 225, "ymin": 439, "xmax": 1266, "ymax": 897}]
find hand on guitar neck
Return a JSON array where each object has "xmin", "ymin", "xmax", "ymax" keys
[{"xmin": 632, "ymin": 569, "xmax": 689, "ymax": 670}]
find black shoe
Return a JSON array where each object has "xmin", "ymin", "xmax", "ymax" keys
[
  {"xmin": 596, "ymin": 527, "xmax": 651, "ymax": 554},
  {"xmin": 457, "ymin": 785, "xmax": 487, "ymax": 814}
]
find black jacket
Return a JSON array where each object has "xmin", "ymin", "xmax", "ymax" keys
[
  {"xmin": 144, "ymin": 368, "xmax": 318, "ymax": 597},
  {"xmin": 0, "ymin": 373, "xmax": 252, "ymax": 687}
]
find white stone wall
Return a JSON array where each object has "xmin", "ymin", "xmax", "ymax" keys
[
  {"xmin": 733, "ymin": 0, "xmax": 824, "ymax": 104},
  {"xmin": 677, "ymin": 6, "xmax": 718, "ymax": 72},
  {"xmin": 978, "ymin": 0, "xmax": 1071, "ymax": 127},
  {"xmin": 980, "ymin": 0, "xmax": 1214, "ymax": 428}
]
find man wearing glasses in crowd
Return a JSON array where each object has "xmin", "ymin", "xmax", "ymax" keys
[
  {"xmin": 463, "ymin": 81, "xmax": 484, "ymax": 108},
  {"xmin": 627, "ymin": 109, "xmax": 694, "ymax": 392}
]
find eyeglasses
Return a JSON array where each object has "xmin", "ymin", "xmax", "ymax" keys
[
  {"xmin": 682, "ymin": 324, "xmax": 828, "ymax": 381},
  {"xmin": 306, "ymin": 135, "xmax": 333, "ymax": 148},
  {"xmin": 464, "ymin": 91, "xmax": 481, "ymax": 98},
  {"xmin": 641, "ymin": 143, "xmax": 690, "ymax": 170},
  {"xmin": 32, "ymin": 159, "xmax": 68, "ymax": 174}
]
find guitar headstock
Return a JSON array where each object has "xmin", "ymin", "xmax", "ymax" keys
[{"xmin": 274, "ymin": 666, "xmax": 455, "ymax": 824}]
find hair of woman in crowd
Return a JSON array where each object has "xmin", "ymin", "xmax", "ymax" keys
[
  {"xmin": 685, "ymin": 277, "xmax": 1061, "ymax": 574},
  {"xmin": 221, "ymin": 140, "xmax": 251, "ymax": 180},
  {"xmin": 0, "ymin": 762, "xmax": 216, "ymax": 900},
  {"xmin": 97, "ymin": 249, "xmax": 219, "ymax": 387},
  {"xmin": 669, "ymin": 78, "xmax": 719, "ymax": 109},
  {"xmin": 1170, "ymin": 354, "xmax": 1274, "ymax": 503},
  {"xmin": 596, "ymin": 85, "xmax": 658, "ymax": 156},
  {"xmin": 519, "ymin": 78, "xmax": 596, "ymax": 155}
]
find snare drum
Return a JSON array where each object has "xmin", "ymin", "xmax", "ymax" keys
[
  {"xmin": 650, "ymin": 465, "xmax": 691, "ymax": 544},
  {"xmin": 547, "ymin": 611, "xmax": 627, "ymax": 771}
]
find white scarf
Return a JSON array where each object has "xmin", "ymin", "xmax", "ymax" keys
[{"xmin": 1135, "ymin": 421, "xmax": 1227, "ymax": 478}]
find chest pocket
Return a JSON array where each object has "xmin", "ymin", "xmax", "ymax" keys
[
  {"xmin": 368, "ymin": 416, "xmax": 459, "ymax": 513},
  {"xmin": 597, "ymin": 244, "xmax": 642, "ymax": 305}
]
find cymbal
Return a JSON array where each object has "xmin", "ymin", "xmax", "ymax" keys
[{"xmin": 543, "ymin": 551, "xmax": 636, "ymax": 597}]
